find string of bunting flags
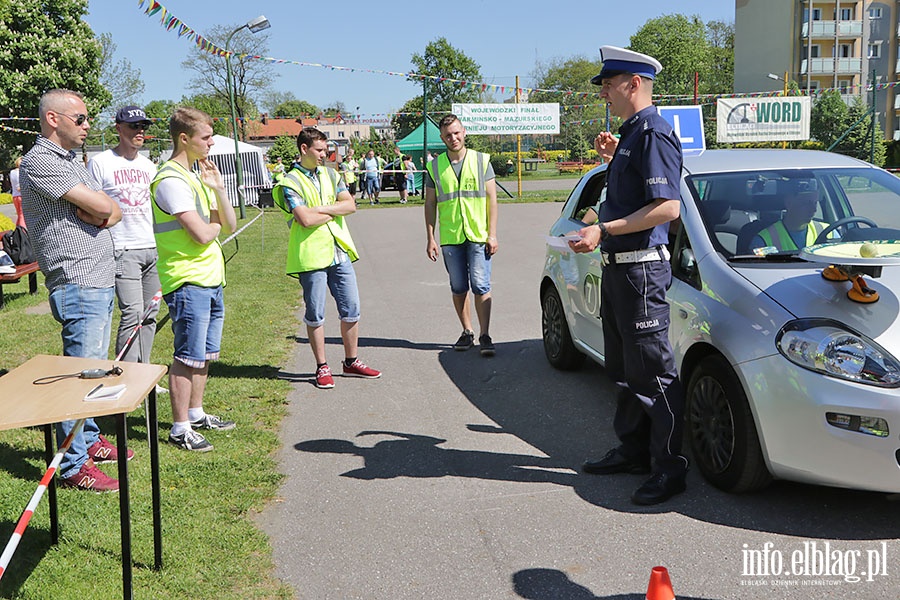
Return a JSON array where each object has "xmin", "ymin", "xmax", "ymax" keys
[{"xmin": 137, "ymin": 0, "xmax": 899, "ymax": 103}]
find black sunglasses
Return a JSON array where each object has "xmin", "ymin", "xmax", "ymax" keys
[
  {"xmin": 125, "ymin": 121, "xmax": 152, "ymax": 131},
  {"xmin": 59, "ymin": 113, "xmax": 89, "ymax": 126}
]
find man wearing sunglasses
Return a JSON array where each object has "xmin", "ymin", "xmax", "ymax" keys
[
  {"xmin": 88, "ymin": 107, "xmax": 162, "ymax": 374},
  {"xmin": 20, "ymin": 88, "xmax": 124, "ymax": 492}
]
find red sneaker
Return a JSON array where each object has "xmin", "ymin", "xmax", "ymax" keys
[
  {"xmin": 87, "ymin": 434, "xmax": 134, "ymax": 463},
  {"xmin": 59, "ymin": 460, "xmax": 119, "ymax": 493},
  {"xmin": 342, "ymin": 359, "xmax": 382, "ymax": 379},
  {"xmin": 315, "ymin": 364, "xmax": 335, "ymax": 389}
]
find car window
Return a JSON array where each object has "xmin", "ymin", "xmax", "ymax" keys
[
  {"xmin": 570, "ymin": 171, "xmax": 607, "ymax": 223},
  {"xmin": 686, "ymin": 168, "xmax": 900, "ymax": 257}
]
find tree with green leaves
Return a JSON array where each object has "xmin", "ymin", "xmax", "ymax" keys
[
  {"xmin": 267, "ymin": 134, "xmax": 298, "ymax": 165},
  {"xmin": 394, "ymin": 38, "xmax": 482, "ymax": 137},
  {"xmin": 181, "ymin": 94, "xmax": 236, "ymax": 137},
  {"xmin": 181, "ymin": 23, "xmax": 276, "ymax": 141},
  {"xmin": 273, "ymin": 99, "xmax": 320, "ymax": 120},
  {"xmin": 0, "ymin": 0, "xmax": 110, "ymax": 167},
  {"xmin": 98, "ymin": 32, "xmax": 144, "ymax": 114},
  {"xmin": 530, "ymin": 56, "xmax": 606, "ymax": 158}
]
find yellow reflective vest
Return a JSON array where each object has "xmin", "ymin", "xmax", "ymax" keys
[
  {"xmin": 150, "ymin": 160, "xmax": 225, "ymax": 295},
  {"xmin": 426, "ymin": 150, "xmax": 491, "ymax": 245},
  {"xmin": 273, "ymin": 167, "xmax": 359, "ymax": 276},
  {"xmin": 759, "ymin": 220, "xmax": 827, "ymax": 251}
]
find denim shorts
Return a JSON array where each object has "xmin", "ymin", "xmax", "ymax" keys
[
  {"xmin": 299, "ymin": 260, "xmax": 360, "ymax": 327},
  {"xmin": 164, "ymin": 284, "xmax": 224, "ymax": 368},
  {"xmin": 441, "ymin": 241, "xmax": 492, "ymax": 295}
]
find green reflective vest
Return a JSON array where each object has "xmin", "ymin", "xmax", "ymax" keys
[
  {"xmin": 759, "ymin": 220, "xmax": 827, "ymax": 251},
  {"xmin": 150, "ymin": 160, "xmax": 225, "ymax": 294},
  {"xmin": 426, "ymin": 150, "xmax": 490, "ymax": 245},
  {"xmin": 272, "ymin": 167, "xmax": 359, "ymax": 276}
]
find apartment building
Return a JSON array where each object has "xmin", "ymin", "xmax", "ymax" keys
[{"xmin": 735, "ymin": 1, "xmax": 900, "ymax": 139}]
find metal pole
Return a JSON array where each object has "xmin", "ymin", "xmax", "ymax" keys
[
  {"xmin": 226, "ymin": 26, "xmax": 247, "ymax": 219},
  {"xmin": 516, "ymin": 75, "xmax": 522, "ymax": 198},
  {"xmin": 870, "ymin": 68, "xmax": 876, "ymax": 164},
  {"xmin": 782, "ymin": 70, "xmax": 788, "ymax": 149},
  {"xmin": 423, "ymin": 77, "xmax": 428, "ymax": 167}
]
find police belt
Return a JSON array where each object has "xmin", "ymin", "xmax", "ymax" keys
[{"xmin": 600, "ymin": 245, "xmax": 670, "ymax": 266}]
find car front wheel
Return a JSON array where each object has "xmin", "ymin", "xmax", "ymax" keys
[
  {"xmin": 686, "ymin": 355, "xmax": 771, "ymax": 493},
  {"xmin": 541, "ymin": 285, "xmax": 585, "ymax": 370}
]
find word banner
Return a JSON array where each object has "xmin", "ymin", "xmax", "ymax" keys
[
  {"xmin": 717, "ymin": 97, "xmax": 811, "ymax": 143},
  {"xmin": 452, "ymin": 103, "xmax": 560, "ymax": 135}
]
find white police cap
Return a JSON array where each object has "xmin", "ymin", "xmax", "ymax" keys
[{"xmin": 591, "ymin": 46, "xmax": 663, "ymax": 85}]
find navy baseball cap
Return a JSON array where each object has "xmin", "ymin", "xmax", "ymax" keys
[
  {"xmin": 115, "ymin": 106, "xmax": 150, "ymax": 124},
  {"xmin": 591, "ymin": 46, "xmax": 663, "ymax": 85}
]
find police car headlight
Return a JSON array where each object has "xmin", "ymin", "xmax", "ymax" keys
[{"xmin": 776, "ymin": 319, "xmax": 900, "ymax": 388}]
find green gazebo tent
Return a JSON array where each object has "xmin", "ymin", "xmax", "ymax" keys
[{"xmin": 395, "ymin": 116, "xmax": 444, "ymax": 191}]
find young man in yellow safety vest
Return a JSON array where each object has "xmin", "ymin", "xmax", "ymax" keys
[
  {"xmin": 424, "ymin": 114, "xmax": 499, "ymax": 357},
  {"xmin": 749, "ymin": 179, "xmax": 828, "ymax": 253},
  {"xmin": 150, "ymin": 107, "xmax": 237, "ymax": 452},
  {"xmin": 273, "ymin": 127, "xmax": 381, "ymax": 389}
]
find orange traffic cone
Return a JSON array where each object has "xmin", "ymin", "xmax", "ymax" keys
[{"xmin": 645, "ymin": 566, "xmax": 675, "ymax": 600}]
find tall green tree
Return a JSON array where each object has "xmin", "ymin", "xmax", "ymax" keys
[
  {"xmin": 531, "ymin": 56, "xmax": 606, "ymax": 157},
  {"xmin": 394, "ymin": 38, "xmax": 482, "ymax": 137},
  {"xmin": 181, "ymin": 23, "xmax": 276, "ymax": 141},
  {"xmin": 273, "ymin": 99, "xmax": 320, "ymax": 119},
  {"xmin": 629, "ymin": 14, "xmax": 711, "ymax": 97},
  {"xmin": 705, "ymin": 20, "xmax": 735, "ymax": 95},
  {"xmin": 0, "ymin": 0, "xmax": 110, "ymax": 166},
  {"xmin": 181, "ymin": 93, "xmax": 238, "ymax": 137},
  {"xmin": 98, "ymin": 32, "xmax": 144, "ymax": 114}
]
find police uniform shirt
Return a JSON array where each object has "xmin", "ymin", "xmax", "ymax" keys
[{"xmin": 599, "ymin": 105, "xmax": 682, "ymax": 253}]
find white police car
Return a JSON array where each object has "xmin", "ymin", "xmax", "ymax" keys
[{"xmin": 541, "ymin": 149, "xmax": 900, "ymax": 493}]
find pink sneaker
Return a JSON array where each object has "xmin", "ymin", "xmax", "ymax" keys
[
  {"xmin": 59, "ymin": 460, "xmax": 119, "ymax": 493},
  {"xmin": 315, "ymin": 364, "xmax": 335, "ymax": 389},
  {"xmin": 342, "ymin": 359, "xmax": 382, "ymax": 379},
  {"xmin": 87, "ymin": 434, "xmax": 134, "ymax": 464}
]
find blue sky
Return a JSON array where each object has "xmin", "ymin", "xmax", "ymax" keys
[{"xmin": 85, "ymin": 0, "xmax": 734, "ymax": 118}]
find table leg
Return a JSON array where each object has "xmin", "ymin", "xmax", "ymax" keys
[
  {"xmin": 43, "ymin": 424, "xmax": 58, "ymax": 545},
  {"xmin": 147, "ymin": 388, "xmax": 162, "ymax": 570},
  {"xmin": 115, "ymin": 413, "xmax": 132, "ymax": 600}
]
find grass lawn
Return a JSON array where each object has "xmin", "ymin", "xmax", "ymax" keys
[{"xmin": 0, "ymin": 210, "xmax": 297, "ymax": 599}]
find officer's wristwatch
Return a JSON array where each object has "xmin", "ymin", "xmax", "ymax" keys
[{"xmin": 597, "ymin": 222, "xmax": 610, "ymax": 241}]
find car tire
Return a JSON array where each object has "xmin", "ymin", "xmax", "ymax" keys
[
  {"xmin": 686, "ymin": 355, "xmax": 772, "ymax": 493},
  {"xmin": 541, "ymin": 285, "xmax": 585, "ymax": 370}
]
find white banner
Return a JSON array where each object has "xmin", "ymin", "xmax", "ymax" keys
[
  {"xmin": 452, "ymin": 103, "xmax": 560, "ymax": 134},
  {"xmin": 717, "ymin": 97, "xmax": 811, "ymax": 143}
]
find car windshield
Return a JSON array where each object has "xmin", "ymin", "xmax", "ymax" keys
[{"xmin": 686, "ymin": 168, "xmax": 900, "ymax": 259}]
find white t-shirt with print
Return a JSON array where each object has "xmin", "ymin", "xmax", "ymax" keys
[{"xmin": 88, "ymin": 149, "xmax": 157, "ymax": 250}]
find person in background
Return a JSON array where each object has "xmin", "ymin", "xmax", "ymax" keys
[
  {"xmin": 88, "ymin": 106, "xmax": 163, "ymax": 383},
  {"xmin": 272, "ymin": 127, "xmax": 381, "ymax": 390},
  {"xmin": 424, "ymin": 114, "xmax": 499, "ymax": 357},
  {"xmin": 362, "ymin": 149, "xmax": 380, "ymax": 204},
  {"xmin": 404, "ymin": 155, "xmax": 417, "ymax": 197},
  {"xmin": 20, "ymin": 88, "xmax": 124, "ymax": 492},
  {"xmin": 342, "ymin": 147, "xmax": 359, "ymax": 200},
  {"xmin": 150, "ymin": 107, "xmax": 237, "ymax": 452},
  {"xmin": 393, "ymin": 147, "xmax": 408, "ymax": 204},
  {"xmin": 9, "ymin": 157, "xmax": 25, "ymax": 227}
]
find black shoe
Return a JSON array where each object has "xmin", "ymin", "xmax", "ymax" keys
[
  {"xmin": 582, "ymin": 448, "xmax": 651, "ymax": 475},
  {"xmin": 479, "ymin": 334, "xmax": 495, "ymax": 356},
  {"xmin": 454, "ymin": 330, "xmax": 475, "ymax": 351},
  {"xmin": 631, "ymin": 471, "xmax": 686, "ymax": 505}
]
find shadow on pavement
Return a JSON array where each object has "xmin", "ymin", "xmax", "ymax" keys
[
  {"xmin": 294, "ymin": 338, "xmax": 900, "ymax": 540},
  {"xmin": 512, "ymin": 568, "xmax": 716, "ymax": 600}
]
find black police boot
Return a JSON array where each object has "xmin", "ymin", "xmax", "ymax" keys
[
  {"xmin": 582, "ymin": 448, "xmax": 651, "ymax": 475},
  {"xmin": 631, "ymin": 471, "xmax": 687, "ymax": 505}
]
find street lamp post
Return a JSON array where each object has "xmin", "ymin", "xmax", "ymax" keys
[
  {"xmin": 767, "ymin": 71, "xmax": 790, "ymax": 149},
  {"xmin": 225, "ymin": 15, "xmax": 270, "ymax": 219}
]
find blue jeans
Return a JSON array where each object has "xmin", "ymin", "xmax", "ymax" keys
[
  {"xmin": 299, "ymin": 261, "xmax": 360, "ymax": 327},
  {"xmin": 164, "ymin": 284, "xmax": 225, "ymax": 369},
  {"xmin": 48, "ymin": 284, "xmax": 115, "ymax": 478},
  {"xmin": 441, "ymin": 241, "xmax": 492, "ymax": 296},
  {"xmin": 114, "ymin": 248, "xmax": 161, "ymax": 363},
  {"xmin": 365, "ymin": 175, "xmax": 380, "ymax": 197}
]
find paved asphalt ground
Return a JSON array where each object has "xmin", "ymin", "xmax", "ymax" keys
[{"xmin": 256, "ymin": 192, "xmax": 900, "ymax": 599}]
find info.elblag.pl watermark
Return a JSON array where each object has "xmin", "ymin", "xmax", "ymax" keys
[{"xmin": 740, "ymin": 541, "xmax": 888, "ymax": 587}]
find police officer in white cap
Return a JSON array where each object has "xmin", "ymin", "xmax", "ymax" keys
[{"xmin": 570, "ymin": 46, "xmax": 688, "ymax": 505}]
